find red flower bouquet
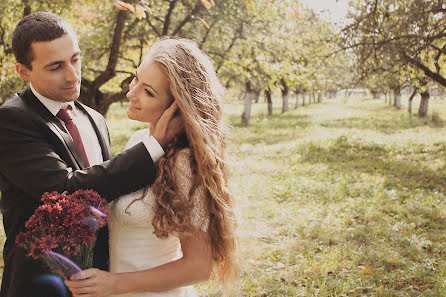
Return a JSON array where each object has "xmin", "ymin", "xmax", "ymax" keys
[{"xmin": 16, "ymin": 189, "xmax": 108, "ymax": 278}]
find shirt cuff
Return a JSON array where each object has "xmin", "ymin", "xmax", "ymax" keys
[{"xmin": 142, "ymin": 136, "xmax": 164, "ymax": 163}]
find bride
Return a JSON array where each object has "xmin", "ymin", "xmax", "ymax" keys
[{"xmin": 66, "ymin": 37, "xmax": 239, "ymax": 297}]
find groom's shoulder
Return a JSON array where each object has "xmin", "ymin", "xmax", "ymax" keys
[
  {"xmin": 1, "ymin": 86, "xmax": 34, "ymax": 112},
  {"xmin": 76, "ymin": 101, "xmax": 106, "ymax": 121},
  {"xmin": 0, "ymin": 93, "xmax": 26, "ymax": 114}
]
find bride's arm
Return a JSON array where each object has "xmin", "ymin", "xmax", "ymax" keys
[
  {"xmin": 66, "ymin": 149, "xmax": 213, "ymax": 297},
  {"xmin": 65, "ymin": 230, "xmax": 212, "ymax": 297}
]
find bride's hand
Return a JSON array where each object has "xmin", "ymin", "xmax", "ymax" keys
[
  {"xmin": 65, "ymin": 268, "xmax": 117, "ymax": 297},
  {"xmin": 152, "ymin": 101, "xmax": 185, "ymax": 149}
]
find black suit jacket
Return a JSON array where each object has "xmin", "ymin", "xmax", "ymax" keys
[{"xmin": 0, "ymin": 86, "xmax": 157, "ymax": 297}]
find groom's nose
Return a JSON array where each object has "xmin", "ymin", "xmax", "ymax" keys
[{"xmin": 65, "ymin": 64, "xmax": 80, "ymax": 83}]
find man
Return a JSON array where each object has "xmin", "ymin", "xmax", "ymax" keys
[{"xmin": 0, "ymin": 12, "xmax": 181, "ymax": 297}]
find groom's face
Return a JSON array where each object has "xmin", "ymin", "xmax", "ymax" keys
[{"xmin": 16, "ymin": 33, "xmax": 81, "ymax": 103}]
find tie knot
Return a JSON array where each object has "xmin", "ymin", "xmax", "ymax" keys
[{"xmin": 57, "ymin": 106, "xmax": 73, "ymax": 122}]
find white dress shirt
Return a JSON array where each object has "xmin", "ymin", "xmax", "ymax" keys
[{"xmin": 30, "ymin": 84, "xmax": 164, "ymax": 165}]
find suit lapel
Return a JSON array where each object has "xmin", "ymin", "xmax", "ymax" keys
[
  {"xmin": 19, "ymin": 87, "xmax": 87, "ymax": 169},
  {"xmin": 75, "ymin": 102, "xmax": 112, "ymax": 161}
]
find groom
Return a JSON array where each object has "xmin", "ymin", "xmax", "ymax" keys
[{"xmin": 0, "ymin": 12, "xmax": 180, "ymax": 297}]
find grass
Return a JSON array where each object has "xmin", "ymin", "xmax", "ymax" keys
[{"xmin": 1, "ymin": 94, "xmax": 446, "ymax": 296}]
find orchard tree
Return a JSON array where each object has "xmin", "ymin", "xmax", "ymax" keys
[
  {"xmin": 0, "ymin": 0, "xmax": 251, "ymax": 114},
  {"xmin": 341, "ymin": 0, "xmax": 446, "ymax": 116}
]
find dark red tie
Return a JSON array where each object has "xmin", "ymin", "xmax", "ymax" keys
[{"xmin": 56, "ymin": 106, "xmax": 90, "ymax": 167}]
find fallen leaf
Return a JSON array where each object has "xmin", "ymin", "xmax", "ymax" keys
[
  {"xmin": 395, "ymin": 281, "xmax": 404, "ymax": 288},
  {"xmin": 362, "ymin": 267, "xmax": 373, "ymax": 275}
]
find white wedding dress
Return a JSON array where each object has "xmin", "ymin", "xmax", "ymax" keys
[{"xmin": 109, "ymin": 129, "xmax": 209, "ymax": 297}]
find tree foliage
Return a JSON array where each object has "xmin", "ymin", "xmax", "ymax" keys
[{"xmin": 0, "ymin": 0, "xmax": 349, "ymax": 121}]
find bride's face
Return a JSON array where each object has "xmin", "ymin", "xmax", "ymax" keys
[{"xmin": 126, "ymin": 60, "xmax": 171, "ymax": 126}]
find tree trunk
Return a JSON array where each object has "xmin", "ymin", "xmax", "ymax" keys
[
  {"xmin": 317, "ymin": 92, "xmax": 322, "ymax": 103},
  {"xmin": 393, "ymin": 87, "xmax": 401, "ymax": 109},
  {"xmin": 280, "ymin": 79, "xmax": 289, "ymax": 113},
  {"xmin": 241, "ymin": 81, "xmax": 257, "ymax": 126},
  {"xmin": 302, "ymin": 94, "xmax": 306, "ymax": 106},
  {"xmin": 79, "ymin": 10, "xmax": 128, "ymax": 116},
  {"xmin": 294, "ymin": 92, "xmax": 299, "ymax": 109},
  {"xmin": 265, "ymin": 87, "xmax": 273, "ymax": 116},
  {"xmin": 408, "ymin": 88, "xmax": 417, "ymax": 114},
  {"xmin": 418, "ymin": 91, "xmax": 430, "ymax": 117},
  {"xmin": 23, "ymin": 0, "xmax": 31, "ymax": 17}
]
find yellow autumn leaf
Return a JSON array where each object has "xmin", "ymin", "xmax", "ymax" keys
[
  {"xmin": 201, "ymin": 0, "xmax": 212, "ymax": 9},
  {"xmin": 113, "ymin": 0, "xmax": 135, "ymax": 13},
  {"xmin": 294, "ymin": 9, "xmax": 302, "ymax": 19},
  {"xmin": 197, "ymin": 16, "xmax": 210, "ymax": 29},
  {"xmin": 113, "ymin": 0, "xmax": 127, "ymax": 10},
  {"xmin": 135, "ymin": 4, "xmax": 147, "ymax": 20}
]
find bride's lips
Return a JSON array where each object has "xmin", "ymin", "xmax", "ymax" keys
[{"xmin": 128, "ymin": 103, "xmax": 141, "ymax": 111}]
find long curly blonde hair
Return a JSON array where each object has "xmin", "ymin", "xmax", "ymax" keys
[{"xmin": 145, "ymin": 37, "xmax": 238, "ymax": 292}]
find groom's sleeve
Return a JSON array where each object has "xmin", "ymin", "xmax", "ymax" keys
[
  {"xmin": 142, "ymin": 135, "xmax": 165, "ymax": 162},
  {"xmin": 0, "ymin": 105, "xmax": 157, "ymax": 202}
]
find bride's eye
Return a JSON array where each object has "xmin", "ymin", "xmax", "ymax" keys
[{"xmin": 145, "ymin": 89, "xmax": 154, "ymax": 97}]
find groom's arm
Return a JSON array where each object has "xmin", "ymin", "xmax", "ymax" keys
[{"xmin": 0, "ymin": 105, "xmax": 152, "ymax": 202}]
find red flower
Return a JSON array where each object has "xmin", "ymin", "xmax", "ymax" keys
[
  {"xmin": 16, "ymin": 189, "xmax": 108, "ymax": 265},
  {"xmin": 15, "ymin": 232, "xmax": 27, "ymax": 246}
]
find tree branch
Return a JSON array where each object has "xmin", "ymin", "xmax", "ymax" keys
[
  {"xmin": 171, "ymin": 1, "xmax": 202, "ymax": 36},
  {"xmin": 89, "ymin": 10, "xmax": 128, "ymax": 93},
  {"xmin": 145, "ymin": 16, "xmax": 161, "ymax": 37},
  {"xmin": 403, "ymin": 53, "xmax": 446, "ymax": 88},
  {"xmin": 162, "ymin": 0, "xmax": 179, "ymax": 35}
]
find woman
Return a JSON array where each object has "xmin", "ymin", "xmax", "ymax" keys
[{"xmin": 65, "ymin": 37, "xmax": 238, "ymax": 297}]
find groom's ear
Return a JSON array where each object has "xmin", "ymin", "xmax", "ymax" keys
[{"xmin": 16, "ymin": 63, "xmax": 31, "ymax": 81}]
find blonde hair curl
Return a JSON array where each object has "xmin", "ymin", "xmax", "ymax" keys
[{"xmin": 146, "ymin": 37, "xmax": 239, "ymax": 293}]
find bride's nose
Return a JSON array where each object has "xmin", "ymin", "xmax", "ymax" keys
[{"xmin": 126, "ymin": 87, "xmax": 137, "ymax": 102}]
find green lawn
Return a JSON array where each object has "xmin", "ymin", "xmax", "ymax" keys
[{"xmin": 1, "ymin": 94, "xmax": 446, "ymax": 296}]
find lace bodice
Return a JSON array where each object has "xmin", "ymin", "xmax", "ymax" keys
[{"xmin": 108, "ymin": 128, "xmax": 209, "ymax": 297}]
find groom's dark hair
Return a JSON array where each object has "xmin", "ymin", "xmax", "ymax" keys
[{"xmin": 12, "ymin": 12, "xmax": 76, "ymax": 69}]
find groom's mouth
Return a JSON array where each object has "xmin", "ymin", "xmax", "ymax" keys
[{"xmin": 62, "ymin": 83, "xmax": 80, "ymax": 92}]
